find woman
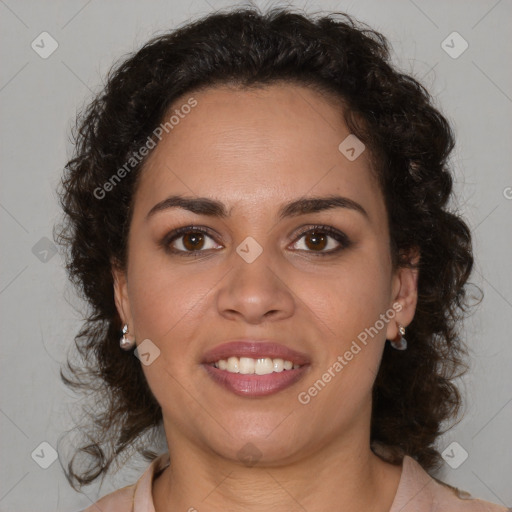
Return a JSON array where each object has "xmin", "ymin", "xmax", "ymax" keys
[{"xmin": 55, "ymin": 6, "xmax": 508, "ymax": 512}]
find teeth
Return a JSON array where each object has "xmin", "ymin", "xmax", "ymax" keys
[
  {"xmin": 255, "ymin": 357, "xmax": 273, "ymax": 375},
  {"xmin": 273, "ymin": 358, "xmax": 284, "ymax": 372},
  {"xmin": 227, "ymin": 356, "xmax": 240, "ymax": 373},
  {"xmin": 239, "ymin": 357, "xmax": 255, "ymax": 374},
  {"xmin": 212, "ymin": 357, "xmax": 301, "ymax": 374}
]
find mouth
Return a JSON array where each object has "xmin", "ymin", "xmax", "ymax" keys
[{"xmin": 201, "ymin": 340, "xmax": 311, "ymax": 397}]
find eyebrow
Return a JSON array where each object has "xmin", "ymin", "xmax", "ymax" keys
[{"xmin": 146, "ymin": 194, "xmax": 369, "ymax": 222}]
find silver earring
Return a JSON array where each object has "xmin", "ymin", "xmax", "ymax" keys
[
  {"xmin": 389, "ymin": 324, "xmax": 407, "ymax": 351},
  {"xmin": 120, "ymin": 323, "xmax": 136, "ymax": 350}
]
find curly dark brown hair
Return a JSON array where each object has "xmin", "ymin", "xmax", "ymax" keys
[{"xmin": 55, "ymin": 5, "xmax": 478, "ymax": 491}]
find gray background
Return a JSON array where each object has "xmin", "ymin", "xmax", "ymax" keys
[{"xmin": 1, "ymin": 0, "xmax": 511, "ymax": 510}]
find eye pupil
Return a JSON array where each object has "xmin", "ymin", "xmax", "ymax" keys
[
  {"xmin": 183, "ymin": 232, "xmax": 204, "ymax": 251},
  {"xmin": 305, "ymin": 231, "xmax": 327, "ymax": 251}
]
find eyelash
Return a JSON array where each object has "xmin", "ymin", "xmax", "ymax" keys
[{"xmin": 160, "ymin": 224, "xmax": 352, "ymax": 257}]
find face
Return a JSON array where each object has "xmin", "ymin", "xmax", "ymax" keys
[{"xmin": 113, "ymin": 83, "xmax": 418, "ymax": 465}]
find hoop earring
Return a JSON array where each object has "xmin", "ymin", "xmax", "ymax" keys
[
  {"xmin": 389, "ymin": 324, "xmax": 407, "ymax": 351},
  {"xmin": 120, "ymin": 323, "xmax": 136, "ymax": 351}
]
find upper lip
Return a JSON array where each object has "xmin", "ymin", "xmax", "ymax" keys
[{"xmin": 202, "ymin": 340, "xmax": 311, "ymax": 366}]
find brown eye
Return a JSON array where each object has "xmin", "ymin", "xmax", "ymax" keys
[
  {"xmin": 291, "ymin": 226, "xmax": 351, "ymax": 255},
  {"xmin": 181, "ymin": 231, "xmax": 206, "ymax": 251},
  {"xmin": 164, "ymin": 227, "xmax": 221, "ymax": 255},
  {"xmin": 303, "ymin": 231, "xmax": 329, "ymax": 251},
  {"xmin": 162, "ymin": 224, "xmax": 351, "ymax": 257}
]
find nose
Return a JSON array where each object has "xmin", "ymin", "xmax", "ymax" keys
[{"xmin": 216, "ymin": 247, "xmax": 296, "ymax": 324}]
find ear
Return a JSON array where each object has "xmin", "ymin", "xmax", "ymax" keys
[
  {"xmin": 385, "ymin": 247, "xmax": 420, "ymax": 341},
  {"xmin": 111, "ymin": 260, "xmax": 133, "ymax": 329}
]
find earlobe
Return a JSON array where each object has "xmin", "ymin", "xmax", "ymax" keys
[{"xmin": 386, "ymin": 248, "xmax": 420, "ymax": 341}]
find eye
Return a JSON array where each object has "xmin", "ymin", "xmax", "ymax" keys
[
  {"xmin": 290, "ymin": 225, "xmax": 351, "ymax": 255},
  {"xmin": 163, "ymin": 226, "xmax": 221, "ymax": 256},
  {"xmin": 161, "ymin": 224, "xmax": 351, "ymax": 257}
]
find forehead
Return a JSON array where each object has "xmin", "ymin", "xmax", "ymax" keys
[{"xmin": 133, "ymin": 83, "xmax": 384, "ymax": 224}]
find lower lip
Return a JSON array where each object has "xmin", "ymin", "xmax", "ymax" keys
[{"xmin": 203, "ymin": 364, "xmax": 309, "ymax": 397}]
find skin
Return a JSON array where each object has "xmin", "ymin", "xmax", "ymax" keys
[{"xmin": 113, "ymin": 83, "xmax": 419, "ymax": 512}]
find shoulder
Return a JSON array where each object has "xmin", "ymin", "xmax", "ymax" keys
[
  {"xmin": 79, "ymin": 452, "xmax": 170, "ymax": 512},
  {"xmin": 81, "ymin": 483, "xmax": 135, "ymax": 512},
  {"xmin": 391, "ymin": 455, "xmax": 509, "ymax": 512},
  {"xmin": 429, "ymin": 475, "xmax": 508, "ymax": 512}
]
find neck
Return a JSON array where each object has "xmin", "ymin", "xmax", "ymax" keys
[{"xmin": 152, "ymin": 424, "xmax": 402, "ymax": 512}]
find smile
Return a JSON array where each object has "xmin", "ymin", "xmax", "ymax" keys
[
  {"xmin": 210, "ymin": 356, "xmax": 301, "ymax": 374},
  {"xmin": 203, "ymin": 363, "xmax": 309, "ymax": 397},
  {"xmin": 202, "ymin": 340, "xmax": 311, "ymax": 397}
]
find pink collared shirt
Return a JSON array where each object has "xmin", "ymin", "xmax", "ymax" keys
[{"xmin": 82, "ymin": 452, "xmax": 508, "ymax": 511}]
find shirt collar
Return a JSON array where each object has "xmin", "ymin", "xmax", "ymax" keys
[
  {"xmin": 132, "ymin": 452, "xmax": 170, "ymax": 512},
  {"xmin": 132, "ymin": 452, "xmax": 444, "ymax": 512}
]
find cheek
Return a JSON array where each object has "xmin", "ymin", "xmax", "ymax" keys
[
  {"xmin": 126, "ymin": 256, "xmax": 207, "ymax": 408},
  {"xmin": 309, "ymin": 253, "xmax": 392, "ymax": 339},
  {"xmin": 127, "ymin": 248, "xmax": 209, "ymax": 339}
]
